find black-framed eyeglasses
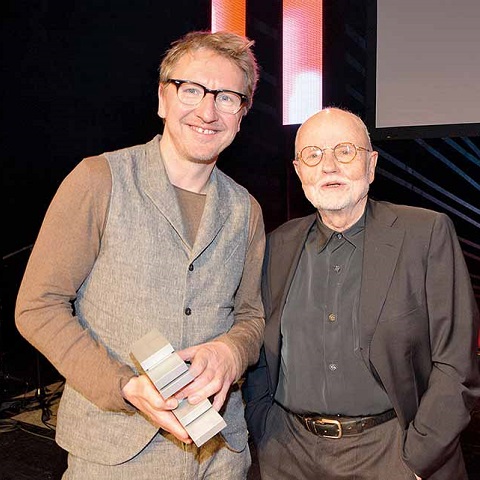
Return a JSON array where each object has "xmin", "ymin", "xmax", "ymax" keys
[
  {"xmin": 296, "ymin": 142, "xmax": 372, "ymax": 166},
  {"xmin": 165, "ymin": 79, "xmax": 248, "ymax": 115}
]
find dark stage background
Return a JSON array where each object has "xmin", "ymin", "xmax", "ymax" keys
[{"xmin": 2, "ymin": 0, "xmax": 479, "ymax": 396}]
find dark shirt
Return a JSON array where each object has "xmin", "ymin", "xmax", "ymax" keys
[{"xmin": 275, "ymin": 208, "xmax": 392, "ymax": 416}]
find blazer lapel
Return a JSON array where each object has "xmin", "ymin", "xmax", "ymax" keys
[
  {"xmin": 265, "ymin": 214, "xmax": 316, "ymax": 386},
  {"xmin": 359, "ymin": 200, "xmax": 405, "ymax": 361}
]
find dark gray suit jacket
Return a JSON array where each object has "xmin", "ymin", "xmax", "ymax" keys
[{"xmin": 243, "ymin": 199, "xmax": 480, "ymax": 479}]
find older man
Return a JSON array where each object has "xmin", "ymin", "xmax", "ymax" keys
[{"xmin": 243, "ymin": 107, "xmax": 480, "ymax": 480}]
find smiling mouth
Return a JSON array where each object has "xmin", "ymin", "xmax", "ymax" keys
[{"xmin": 191, "ymin": 125, "xmax": 217, "ymax": 135}]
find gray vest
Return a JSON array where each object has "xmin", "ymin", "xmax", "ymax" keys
[{"xmin": 56, "ymin": 136, "xmax": 251, "ymax": 464}]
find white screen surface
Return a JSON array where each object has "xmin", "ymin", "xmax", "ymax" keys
[{"xmin": 371, "ymin": 0, "xmax": 480, "ymax": 136}]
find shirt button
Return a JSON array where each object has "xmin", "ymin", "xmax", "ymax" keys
[
  {"xmin": 336, "ymin": 233, "xmax": 343, "ymax": 239},
  {"xmin": 328, "ymin": 313, "xmax": 336, "ymax": 322},
  {"xmin": 185, "ymin": 307, "xmax": 192, "ymax": 316},
  {"xmin": 329, "ymin": 363, "xmax": 337, "ymax": 371},
  {"xmin": 334, "ymin": 265, "xmax": 341, "ymax": 273},
  {"xmin": 188, "ymin": 264, "xmax": 194, "ymax": 271}
]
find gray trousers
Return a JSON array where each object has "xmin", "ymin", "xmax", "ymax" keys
[
  {"xmin": 256, "ymin": 401, "xmax": 416, "ymax": 480},
  {"xmin": 63, "ymin": 431, "xmax": 251, "ymax": 480}
]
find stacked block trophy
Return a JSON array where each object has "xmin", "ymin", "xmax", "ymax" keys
[{"xmin": 130, "ymin": 329, "xmax": 226, "ymax": 447}]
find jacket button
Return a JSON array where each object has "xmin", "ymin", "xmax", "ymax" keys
[
  {"xmin": 188, "ymin": 264, "xmax": 194, "ymax": 271},
  {"xmin": 185, "ymin": 307, "xmax": 192, "ymax": 316}
]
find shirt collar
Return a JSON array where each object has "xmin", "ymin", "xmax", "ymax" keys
[{"xmin": 314, "ymin": 208, "xmax": 367, "ymax": 252}]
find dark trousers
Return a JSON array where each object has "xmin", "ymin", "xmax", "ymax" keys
[{"xmin": 256, "ymin": 402, "xmax": 416, "ymax": 480}]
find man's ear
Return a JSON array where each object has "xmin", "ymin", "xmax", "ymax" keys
[
  {"xmin": 368, "ymin": 150, "xmax": 378, "ymax": 184},
  {"xmin": 236, "ymin": 110, "xmax": 245, "ymax": 132},
  {"xmin": 157, "ymin": 84, "xmax": 166, "ymax": 118},
  {"xmin": 292, "ymin": 159, "xmax": 301, "ymax": 179}
]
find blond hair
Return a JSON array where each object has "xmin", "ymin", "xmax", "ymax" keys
[{"xmin": 159, "ymin": 30, "xmax": 259, "ymax": 111}]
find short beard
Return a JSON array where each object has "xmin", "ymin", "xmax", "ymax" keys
[{"xmin": 303, "ymin": 185, "xmax": 369, "ymax": 213}]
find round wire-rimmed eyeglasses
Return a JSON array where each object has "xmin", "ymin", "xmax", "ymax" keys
[{"xmin": 296, "ymin": 142, "xmax": 372, "ymax": 166}]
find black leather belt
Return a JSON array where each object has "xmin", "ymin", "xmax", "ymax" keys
[{"xmin": 295, "ymin": 409, "xmax": 396, "ymax": 438}]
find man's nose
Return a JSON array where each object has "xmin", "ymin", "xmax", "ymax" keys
[
  {"xmin": 195, "ymin": 93, "xmax": 218, "ymax": 121},
  {"xmin": 321, "ymin": 148, "xmax": 338, "ymax": 171}
]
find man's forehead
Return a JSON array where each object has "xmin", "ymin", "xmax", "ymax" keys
[{"xmin": 297, "ymin": 112, "xmax": 366, "ymax": 145}]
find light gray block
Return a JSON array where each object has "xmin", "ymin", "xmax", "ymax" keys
[
  {"xmin": 159, "ymin": 370, "xmax": 195, "ymax": 399},
  {"xmin": 148, "ymin": 353, "xmax": 188, "ymax": 390},
  {"xmin": 184, "ymin": 407, "xmax": 227, "ymax": 447},
  {"xmin": 173, "ymin": 398, "xmax": 211, "ymax": 426},
  {"xmin": 131, "ymin": 329, "xmax": 173, "ymax": 371}
]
